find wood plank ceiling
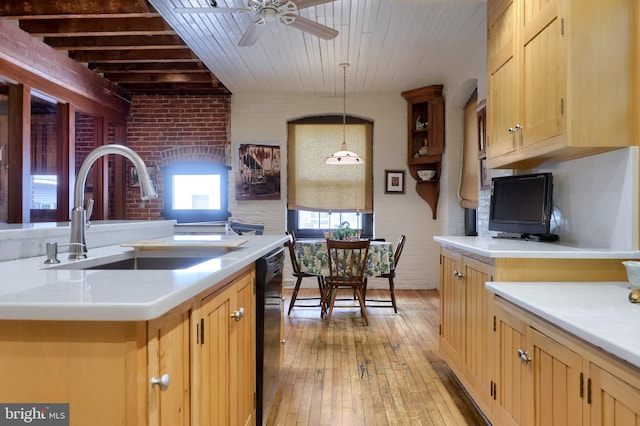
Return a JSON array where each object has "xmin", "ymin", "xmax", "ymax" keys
[{"xmin": 0, "ymin": 0, "xmax": 230, "ymax": 97}]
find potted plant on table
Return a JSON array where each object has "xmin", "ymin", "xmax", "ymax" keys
[{"xmin": 329, "ymin": 221, "xmax": 361, "ymax": 241}]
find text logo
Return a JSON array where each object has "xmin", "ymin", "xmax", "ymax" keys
[{"xmin": 0, "ymin": 404, "xmax": 68, "ymax": 425}]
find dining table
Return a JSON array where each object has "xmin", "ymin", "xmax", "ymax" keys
[{"xmin": 293, "ymin": 239, "xmax": 395, "ymax": 277}]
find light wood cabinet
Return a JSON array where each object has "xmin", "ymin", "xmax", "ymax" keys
[
  {"xmin": 589, "ymin": 363, "xmax": 640, "ymax": 424},
  {"xmin": 196, "ymin": 265, "xmax": 256, "ymax": 426},
  {"xmin": 437, "ymin": 243, "xmax": 630, "ymax": 425},
  {"xmin": 494, "ymin": 299, "xmax": 583, "ymax": 426},
  {"xmin": 148, "ymin": 302, "xmax": 193, "ymax": 426},
  {"xmin": 439, "ymin": 248, "xmax": 494, "ymax": 417},
  {"xmin": 486, "ymin": 0, "xmax": 638, "ymax": 169},
  {"xmin": 493, "ymin": 295, "xmax": 640, "ymax": 426},
  {"xmin": 0, "ymin": 265, "xmax": 257, "ymax": 426}
]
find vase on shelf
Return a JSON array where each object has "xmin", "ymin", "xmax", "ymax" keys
[{"xmin": 419, "ymin": 139, "xmax": 429, "ymax": 156}]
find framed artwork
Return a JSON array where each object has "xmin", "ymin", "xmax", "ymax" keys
[
  {"xmin": 130, "ymin": 165, "xmax": 156, "ymax": 188},
  {"xmin": 235, "ymin": 143, "xmax": 281, "ymax": 201},
  {"xmin": 385, "ymin": 170, "xmax": 405, "ymax": 194},
  {"xmin": 476, "ymin": 99, "xmax": 487, "ymax": 157},
  {"xmin": 480, "ymin": 158, "xmax": 490, "ymax": 188}
]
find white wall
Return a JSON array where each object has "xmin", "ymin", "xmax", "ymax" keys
[
  {"xmin": 229, "ymin": 88, "xmax": 482, "ymax": 289},
  {"xmin": 230, "ymin": 93, "xmax": 445, "ymax": 289},
  {"xmin": 476, "ymin": 149, "xmax": 638, "ymax": 251},
  {"xmin": 229, "ymin": 11, "xmax": 488, "ymax": 290}
]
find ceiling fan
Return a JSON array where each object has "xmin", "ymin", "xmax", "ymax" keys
[{"xmin": 174, "ymin": 0, "xmax": 339, "ymax": 47}]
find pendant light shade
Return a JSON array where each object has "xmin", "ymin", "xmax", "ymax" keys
[{"xmin": 326, "ymin": 63, "xmax": 362, "ymax": 165}]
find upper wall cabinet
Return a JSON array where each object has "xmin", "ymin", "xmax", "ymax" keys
[
  {"xmin": 401, "ymin": 85, "xmax": 445, "ymax": 219},
  {"xmin": 486, "ymin": 0, "xmax": 639, "ymax": 169}
]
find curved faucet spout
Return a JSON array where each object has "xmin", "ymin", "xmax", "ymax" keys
[{"xmin": 70, "ymin": 144, "xmax": 158, "ymax": 259}]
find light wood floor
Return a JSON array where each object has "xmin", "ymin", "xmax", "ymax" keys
[{"xmin": 267, "ymin": 289, "xmax": 486, "ymax": 426}]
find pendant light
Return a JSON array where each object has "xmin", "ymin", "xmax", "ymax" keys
[{"xmin": 325, "ymin": 63, "xmax": 362, "ymax": 165}]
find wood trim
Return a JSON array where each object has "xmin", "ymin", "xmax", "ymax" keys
[
  {"xmin": 0, "ymin": 18, "xmax": 129, "ymax": 121},
  {"xmin": 56, "ymin": 103, "xmax": 72, "ymax": 221},
  {"xmin": 7, "ymin": 84, "xmax": 30, "ymax": 223}
]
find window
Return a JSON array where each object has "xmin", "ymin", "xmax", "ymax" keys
[
  {"xmin": 287, "ymin": 116, "xmax": 373, "ymax": 238},
  {"xmin": 162, "ymin": 161, "xmax": 231, "ymax": 223}
]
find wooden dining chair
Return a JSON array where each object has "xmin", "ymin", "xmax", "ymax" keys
[
  {"xmin": 285, "ymin": 231, "xmax": 325, "ymax": 315},
  {"xmin": 365, "ymin": 235, "xmax": 406, "ymax": 313},
  {"xmin": 323, "ymin": 239, "xmax": 371, "ymax": 325}
]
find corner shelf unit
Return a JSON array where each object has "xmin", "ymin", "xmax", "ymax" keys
[{"xmin": 401, "ymin": 84, "xmax": 445, "ymax": 219}]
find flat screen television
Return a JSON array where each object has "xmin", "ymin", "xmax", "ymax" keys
[{"xmin": 489, "ymin": 172, "xmax": 557, "ymax": 241}]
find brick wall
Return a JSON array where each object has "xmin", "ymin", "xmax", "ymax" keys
[{"xmin": 125, "ymin": 94, "xmax": 231, "ymax": 220}]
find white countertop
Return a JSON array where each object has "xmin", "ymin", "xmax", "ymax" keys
[
  {"xmin": 486, "ymin": 281, "xmax": 640, "ymax": 369},
  {"xmin": 434, "ymin": 236, "xmax": 640, "ymax": 259},
  {"xmin": 0, "ymin": 234, "xmax": 287, "ymax": 322}
]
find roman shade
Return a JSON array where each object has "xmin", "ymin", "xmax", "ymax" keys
[{"xmin": 288, "ymin": 121, "xmax": 373, "ymax": 213}]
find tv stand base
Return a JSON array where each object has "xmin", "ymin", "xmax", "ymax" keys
[{"xmin": 493, "ymin": 233, "xmax": 558, "ymax": 242}]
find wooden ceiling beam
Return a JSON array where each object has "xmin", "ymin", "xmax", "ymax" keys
[
  {"xmin": 69, "ymin": 49, "xmax": 198, "ymax": 63},
  {"xmin": 0, "ymin": 0, "xmax": 155, "ymax": 17},
  {"xmin": 106, "ymin": 73, "xmax": 218, "ymax": 84},
  {"xmin": 91, "ymin": 62, "xmax": 209, "ymax": 73},
  {"xmin": 117, "ymin": 83, "xmax": 231, "ymax": 95},
  {"xmin": 44, "ymin": 35, "xmax": 187, "ymax": 51},
  {"xmin": 19, "ymin": 17, "xmax": 175, "ymax": 37}
]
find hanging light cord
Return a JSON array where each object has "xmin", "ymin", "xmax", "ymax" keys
[{"xmin": 341, "ymin": 63, "xmax": 347, "ymax": 148}]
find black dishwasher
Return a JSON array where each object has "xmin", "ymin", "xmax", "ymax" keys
[{"xmin": 256, "ymin": 247, "xmax": 284, "ymax": 425}]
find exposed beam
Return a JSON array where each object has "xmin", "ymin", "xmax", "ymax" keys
[
  {"xmin": 106, "ymin": 73, "xmax": 217, "ymax": 84},
  {"xmin": 20, "ymin": 17, "xmax": 175, "ymax": 37},
  {"xmin": 91, "ymin": 62, "xmax": 209, "ymax": 73},
  {"xmin": 0, "ymin": 0, "xmax": 156, "ymax": 17},
  {"xmin": 122, "ymin": 83, "xmax": 230, "ymax": 95},
  {"xmin": 69, "ymin": 49, "xmax": 198, "ymax": 63},
  {"xmin": 44, "ymin": 35, "xmax": 187, "ymax": 51}
]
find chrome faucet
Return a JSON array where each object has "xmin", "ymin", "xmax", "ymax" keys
[{"xmin": 69, "ymin": 144, "xmax": 158, "ymax": 259}]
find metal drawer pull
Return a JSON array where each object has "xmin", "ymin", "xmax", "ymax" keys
[
  {"xmin": 517, "ymin": 348, "xmax": 531, "ymax": 364},
  {"xmin": 453, "ymin": 270, "xmax": 465, "ymax": 278},
  {"xmin": 231, "ymin": 307, "xmax": 245, "ymax": 321},
  {"xmin": 151, "ymin": 373, "xmax": 170, "ymax": 391}
]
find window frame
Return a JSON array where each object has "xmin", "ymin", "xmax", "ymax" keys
[{"xmin": 287, "ymin": 115, "xmax": 374, "ymax": 238}]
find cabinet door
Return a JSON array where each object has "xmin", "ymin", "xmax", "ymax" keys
[
  {"xmin": 439, "ymin": 251, "xmax": 464, "ymax": 368},
  {"xmin": 589, "ymin": 363, "xmax": 640, "ymax": 425},
  {"xmin": 148, "ymin": 304, "xmax": 192, "ymax": 426},
  {"xmin": 198, "ymin": 268, "xmax": 256, "ymax": 426},
  {"xmin": 487, "ymin": 0, "xmax": 518, "ymax": 159},
  {"xmin": 494, "ymin": 303, "xmax": 529, "ymax": 426},
  {"xmin": 462, "ymin": 257, "xmax": 494, "ymax": 414},
  {"xmin": 529, "ymin": 328, "xmax": 582, "ymax": 426},
  {"xmin": 520, "ymin": 0, "xmax": 564, "ymax": 150},
  {"xmin": 232, "ymin": 271, "xmax": 256, "ymax": 426}
]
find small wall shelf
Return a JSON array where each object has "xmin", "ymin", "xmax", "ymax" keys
[{"xmin": 401, "ymin": 85, "xmax": 445, "ymax": 219}]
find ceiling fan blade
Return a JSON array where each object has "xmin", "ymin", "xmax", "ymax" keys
[
  {"xmin": 174, "ymin": 7, "xmax": 238, "ymax": 14},
  {"xmin": 293, "ymin": 0, "xmax": 336, "ymax": 10},
  {"xmin": 283, "ymin": 15, "xmax": 338, "ymax": 40},
  {"xmin": 238, "ymin": 21, "xmax": 268, "ymax": 47}
]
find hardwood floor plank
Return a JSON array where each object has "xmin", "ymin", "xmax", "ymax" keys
[{"xmin": 269, "ymin": 289, "xmax": 485, "ymax": 426}]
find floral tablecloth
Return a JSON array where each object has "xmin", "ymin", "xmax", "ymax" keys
[{"xmin": 293, "ymin": 240, "xmax": 394, "ymax": 277}]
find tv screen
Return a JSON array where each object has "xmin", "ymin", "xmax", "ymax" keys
[
  {"xmin": 489, "ymin": 172, "xmax": 556, "ymax": 240},
  {"xmin": 163, "ymin": 162, "xmax": 231, "ymax": 223}
]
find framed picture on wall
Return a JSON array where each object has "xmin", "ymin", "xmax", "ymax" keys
[
  {"xmin": 130, "ymin": 165, "xmax": 156, "ymax": 188},
  {"xmin": 385, "ymin": 170, "xmax": 405, "ymax": 194},
  {"xmin": 480, "ymin": 158, "xmax": 490, "ymax": 188}
]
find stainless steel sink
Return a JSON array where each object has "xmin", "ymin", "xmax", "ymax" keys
[
  {"xmin": 85, "ymin": 256, "xmax": 212, "ymax": 270},
  {"xmin": 48, "ymin": 250, "xmax": 228, "ymax": 271}
]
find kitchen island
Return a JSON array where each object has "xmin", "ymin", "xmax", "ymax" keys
[{"xmin": 0, "ymin": 224, "xmax": 287, "ymax": 426}]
